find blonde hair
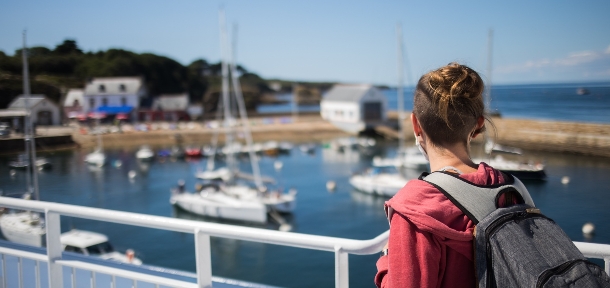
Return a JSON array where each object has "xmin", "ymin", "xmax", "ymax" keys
[{"xmin": 413, "ymin": 62, "xmax": 487, "ymax": 146}]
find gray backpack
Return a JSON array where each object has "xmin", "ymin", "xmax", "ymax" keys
[{"xmin": 421, "ymin": 172, "xmax": 610, "ymax": 288}]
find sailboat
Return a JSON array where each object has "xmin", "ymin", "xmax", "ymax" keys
[
  {"xmin": 369, "ymin": 24, "xmax": 428, "ymax": 172},
  {"xmin": 84, "ymin": 113, "xmax": 106, "ymax": 167},
  {"xmin": 171, "ymin": 11, "xmax": 296, "ymax": 226},
  {"xmin": 350, "ymin": 24, "xmax": 411, "ymax": 197},
  {"xmin": 0, "ymin": 31, "xmax": 46, "ymax": 247},
  {"xmin": 473, "ymin": 29, "xmax": 546, "ymax": 181}
]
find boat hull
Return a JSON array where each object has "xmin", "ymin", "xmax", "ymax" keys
[
  {"xmin": 349, "ymin": 175, "xmax": 407, "ymax": 197},
  {"xmin": 170, "ymin": 192, "xmax": 267, "ymax": 224},
  {"xmin": 0, "ymin": 212, "xmax": 45, "ymax": 247}
]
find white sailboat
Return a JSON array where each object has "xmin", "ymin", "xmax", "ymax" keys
[
  {"xmin": 171, "ymin": 11, "xmax": 296, "ymax": 226},
  {"xmin": 474, "ymin": 30, "xmax": 546, "ymax": 181},
  {"xmin": 0, "ymin": 32, "xmax": 46, "ymax": 247},
  {"xmin": 349, "ymin": 24, "xmax": 412, "ymax": 197},
  {"xmin": 370, "ymin": 24, "xmax": 428, "ymax": 172},
  {"xmin": 135, "ymin": 145, "xmax": 155, "ymax": 161},
  {"xmin": 85, "ymin": 116, "xmax": 106, "ymax": 167}
]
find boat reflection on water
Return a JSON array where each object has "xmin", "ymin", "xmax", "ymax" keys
[{"xmin": 170, "ymin": 205, "xmax": 295, "ymax": 232}]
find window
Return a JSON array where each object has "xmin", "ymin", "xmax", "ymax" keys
[
  {"xmin": 119, "ymin": 84, "xmax": 126, "ymax": 92},
  {"xmin": 73, "ymin": 99, "xmax": 80, "ymax": 107},
  {"xmin": 64, "ymin": 245, "xmax": 84, "ymax": 254},
  {"xmin": 102, "ymin": 98, "xmax": 108, "ymax": 106},
  {"xmin": 85, "ymin": 241, "xmax": 115, "ymax": 255},
  {"xmin": 99, "ymin": 85, "xmax": 106, "ymax": 93},
  {"xmin": 121, "ymin": 97, "xmax": 127, "ymax": 106},
  {"xmin": 89, "ymin": 98, "xmax": 95, "ymax": 108}
]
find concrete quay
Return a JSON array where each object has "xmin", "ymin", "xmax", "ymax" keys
[{"xmin": 1, "ymin": 113, "xmax": 609, "ymax": 158}]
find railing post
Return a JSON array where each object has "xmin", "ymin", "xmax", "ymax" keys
[
  {"xmin": 45, "ymin": 210, "xmax": 63, "ymax": 288},
  {"xmin": 195, "ymin": 229, "xmax": 212, "ymax": 288},
  {"xmin": 334, "ymin": 245, "xmax": 348, "ymax": 288},
  {"xmin": 605, "ymin": 257, "xmax": 609, "ymax": 275}
]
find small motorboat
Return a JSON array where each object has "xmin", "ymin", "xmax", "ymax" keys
[
  {"xmin": 61, "ymin": 229, "xmax": 142, "ymax": 265},
  {"xmin": 185, "ymin": 147, "xmax": 202, "ymax": 157}
]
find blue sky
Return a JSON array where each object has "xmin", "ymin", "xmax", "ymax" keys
[{"xmin": 1, "ymin": 0, "xmax": 609, "ymax": 86}]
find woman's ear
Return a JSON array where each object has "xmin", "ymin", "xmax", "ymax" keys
[
  {"xmin": 472, "ymin": 116, "xmax": 486, "ymax": 138},
  {"xmin": 411, "ymin": 113, "xmax": 422, "ymax": 136}
]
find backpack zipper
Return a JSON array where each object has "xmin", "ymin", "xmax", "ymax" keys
[
  {"xmin": 536, "ymin": 259, "xmax": 592, "ymax": 287},
  {"xmin": 485, "ymin": 211, "xmax": 552, "ymax": 286}
]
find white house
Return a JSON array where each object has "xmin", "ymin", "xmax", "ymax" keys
[
  {"xmin": 83, "ymin": 77, "xmax": 147, "ymax": 117},
  {"xmin": 63, "ymin": 88, "xmax": 85, "ymax": 119},
  {"xmin": 320, "ymin": 84, "xmax": 387, "ymax": 133},
  {"xmin": 6, "ymin": 95, "xmax": 61, "ymax": 126}
]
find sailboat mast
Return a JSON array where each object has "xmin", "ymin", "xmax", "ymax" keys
[
  {"xmin": 21, "ymin": 31, "xmax": 40, "ymax": 200},
  {"xmin": 396, "ymin": 24, "xmax": 405, "ymax": 152},
  {"xmin": 219, "ymin": 10, "xmax": 237, "ymax": 179},
  {"xmin": 485, "ymin": 29, "xmax": 493, "ymax": 114},
  {"xmin": 228, "ymin": 23, "xmax": 263, "ymax": 190}
]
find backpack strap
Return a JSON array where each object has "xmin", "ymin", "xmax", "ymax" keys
[{"xmin": 420, "ymin": 172, "xmax": 535, "ymax": 224}]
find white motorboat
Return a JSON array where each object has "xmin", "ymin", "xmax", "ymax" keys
[
  {"xmin": 349, "ymin": 166, "xmax": 410, "ymax": 197},
  {"xmin": 373, "ymin": 146, "xmax": 429, "ymax": 171},
  {"xmin": 61, "ymin": 229, "xmax": 142, "ymax": 265},
  {"xmin": 135, "ymin": 145, "xmax": 155, "ymax": 161},
  {"xmin": 85, "ymin": 149, "xmax": 106, "ymax": 167},
  {"xmin": 0, "ymin": 211, "xmax": 45, "ymax": 247}
]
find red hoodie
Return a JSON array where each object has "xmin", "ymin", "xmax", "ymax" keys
[{"xmin": 375, "ymin": 163, "xmax": 505, "ymax": 288}]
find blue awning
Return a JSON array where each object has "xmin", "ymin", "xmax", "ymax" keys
[{"xmin": 96, "ymin": 106, "xmax": 134, "ymax": 114}]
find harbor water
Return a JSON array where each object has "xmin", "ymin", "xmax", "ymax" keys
[
  {"xmin": 1, "ymin": 82, "xmax": 609, "ymax": 287},
  {"xmin": 1, "ymin": 140, "xmax": 610, "ymax": 287},
  {"xmin": 259, "ymin": 82, "xmax": 610, "ymax": 124}
]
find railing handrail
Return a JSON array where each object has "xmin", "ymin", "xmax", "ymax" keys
[
  {"xmin": 1, "ymin": 196, "xmax": 609, "ymax": 287},
  {"xmin": 0, "ymin": 197, "xmax": 388, "ymax": 254}
]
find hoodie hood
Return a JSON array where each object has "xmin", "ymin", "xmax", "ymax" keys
[{"xmin": 385, "ymin": 162, "xmax": 504, "ymax": 259}]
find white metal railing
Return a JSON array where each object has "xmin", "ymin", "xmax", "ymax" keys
[
  {"xmin": 0, "ymin": 197, "xmax": 609, "ymax": 288},
  {"xmin": 0, "ymin": 197, "xmax": 389, "ymax": 288}
]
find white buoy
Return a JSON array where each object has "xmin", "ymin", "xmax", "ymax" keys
[
  {"xmin": 9, "ymin": 170, "xmax": 16, "ymax": 177},
  {"xmin": 561, "ymin": 176, "xmax": 570, "ymax": 185},
  {"xmin": 326, "ymin": 180, "xmax": 336, "ymax": 192},
  {"xmin": 114, "ymin": 160, "xmax": 123, "ymax": 168},
  {"xmin": 582, "ymin": 222, "xmax": 595, "ymax": 235},
  {"xmin": 274, "ymin": 161, "xmax": 283, "ymax": 171},
  {"xmin": 128, "ymin": 170, "xmax": 137, "ymax": 179}
]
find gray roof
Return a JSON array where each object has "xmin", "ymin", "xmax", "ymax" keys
[
  {"xmin": 322, "ymin": 85, "xmax": 379, "ymax": 103},
  {"xmin": 8, "ymin": 95, "xmax": 46, "ymax": 109},
  {"xmin": 84, "ymin": 77, "xmax": 144, "ymax": 95}
]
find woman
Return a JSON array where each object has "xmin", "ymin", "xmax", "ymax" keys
[{"xmin": 375, "ymin": 63, "xmax": 505, "ymax": 288}]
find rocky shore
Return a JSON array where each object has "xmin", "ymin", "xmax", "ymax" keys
[{"xmin": 1, "ymin": 112, "xmax": 609, "ymax": 158}]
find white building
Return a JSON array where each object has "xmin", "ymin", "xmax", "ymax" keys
[
  {"xmin": 5, "ymin": 95, "xmax": 61, "ymax": 126},
  {"xmin": 83, "ymin": 77, "xmax": 147, "ymax": 116},
  {"xmin": 320, "ymin": 84, "xmax": 387, "ymax": 133},
  {"xmin": 63, "ymin": 88, "xmax": 85, "ymax": 119}
]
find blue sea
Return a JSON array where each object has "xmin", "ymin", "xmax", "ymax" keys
[
  {"xmin": 259, "ymin": 82, "xmax": 610, "ymax": 124},
  {"xmin": 0, "ymin": 82, "xmax": 609, "ymax": 287}
]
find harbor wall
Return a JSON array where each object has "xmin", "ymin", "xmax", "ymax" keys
[{"xmin": 2, "ymin": 113, "xmax": 609, "ymax": 158}]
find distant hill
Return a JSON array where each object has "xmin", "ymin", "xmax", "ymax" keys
[{"xmin": 0, "ymin": 39, "xmax": 335, "ymax": 111}]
